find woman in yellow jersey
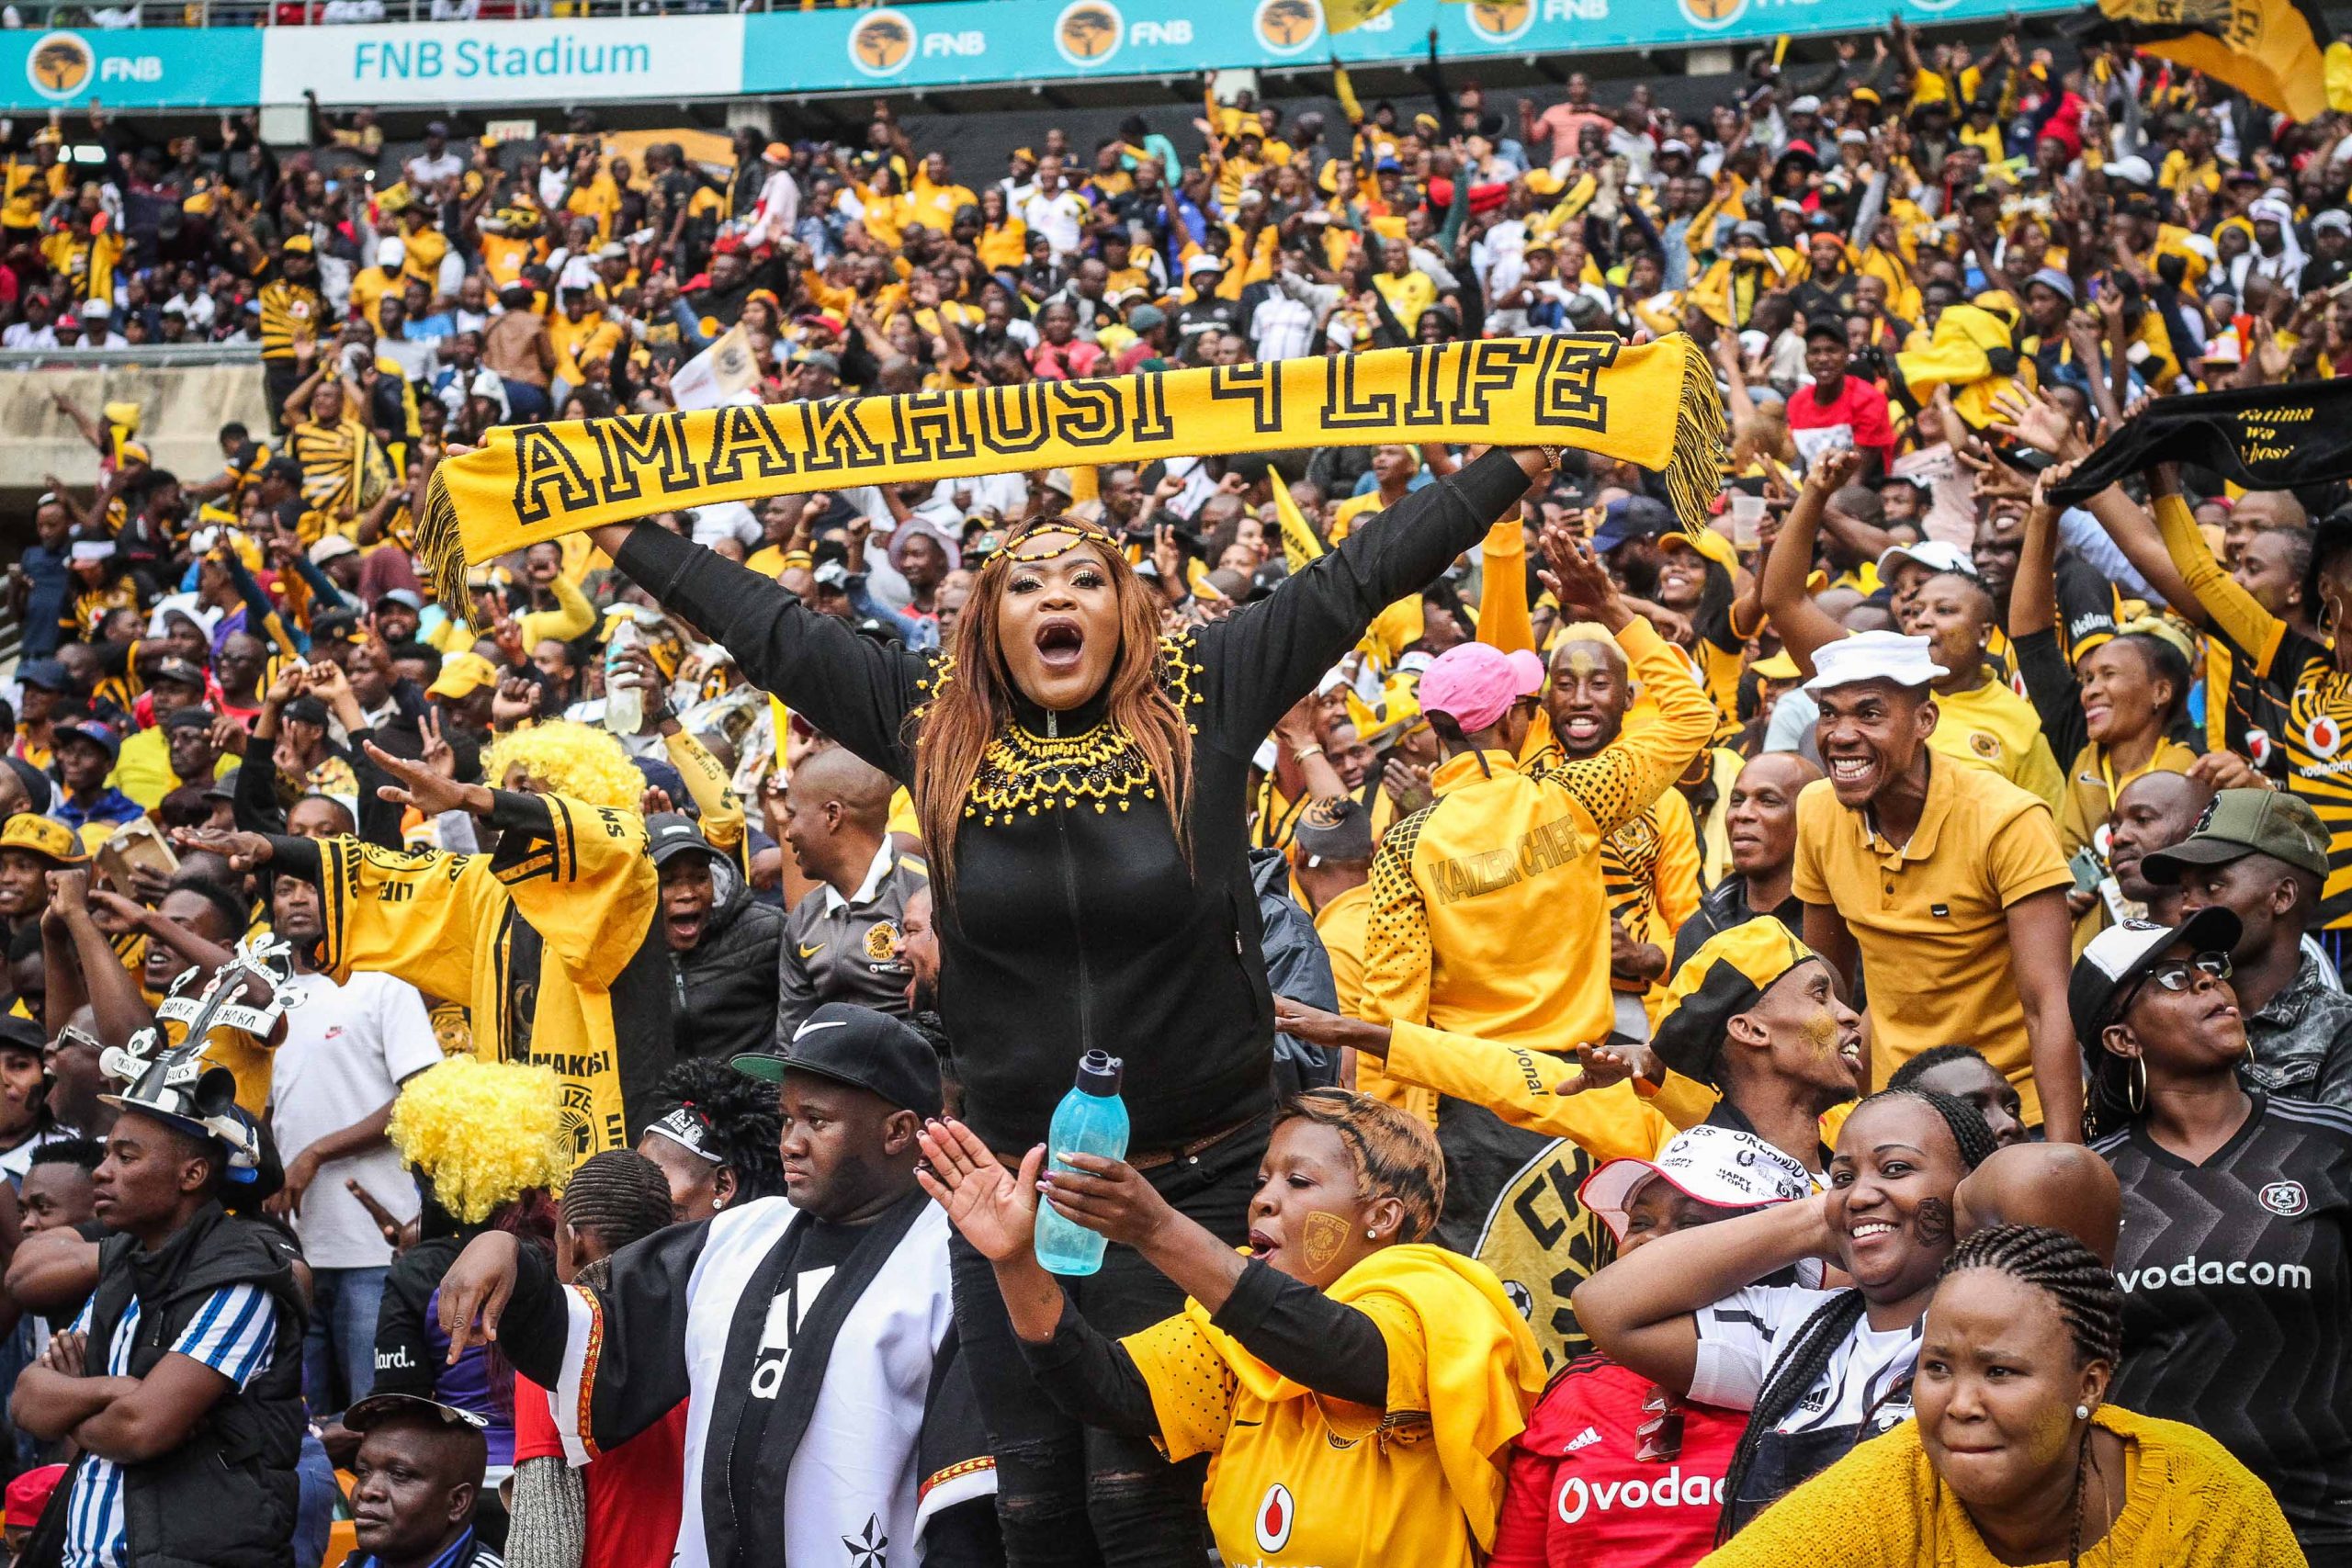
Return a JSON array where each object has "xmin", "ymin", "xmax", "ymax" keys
[
  {"xmin": 1699, "ymin": 1225, "xmax": 2304, "ymax": 1567},
  {"xmin": 975, "ymin": 186, "xmax": 1029, "ymax": 274},
  {"xmin": 918, "ymin": 1091, "xmax": 1545, "ymax": 1568},
  {"xmin": 1765, "ymin": 449, "xmax": 2064, "ymax": 810},
  {"xmin": 2013, "ymin": 479, "xmax": 2197, "ymax": 954}
]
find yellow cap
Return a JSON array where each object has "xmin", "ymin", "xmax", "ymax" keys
[
  {"xmin": 0, "ymin": 813, "xmax": 85, "ymax": 867},
  {"xmin": 426, "ymin": 651, "xmax": 501, "ymax": 701},
  {"xmin": 1751, "ymin": 649, "xmax": 1804, "ymax": 681}
]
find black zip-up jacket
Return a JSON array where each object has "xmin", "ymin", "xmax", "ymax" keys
[
  {"xmin": 675, "ymin": 856, "xmax": 785, "ymax": 1061},
  {"xmin": 20, "ymin": 1204, "xmax": 308, "ymax": 1568},
  {"xmin": 615, "ymin": 449, "xmax": 1532, "ymax": 1151}
]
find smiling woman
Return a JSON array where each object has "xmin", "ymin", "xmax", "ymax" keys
[{"xmin": 1570, "ymin": 1085, "xmax": 1999, "ymax": 1542}]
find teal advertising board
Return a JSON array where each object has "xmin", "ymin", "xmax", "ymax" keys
[
  {"xmin": 0, "ymin": 26, "xmax": 259, "ymax": 110},
  {"xmin": 0, "ymin": 0, "xmax": 2076, "ymax": 112}
]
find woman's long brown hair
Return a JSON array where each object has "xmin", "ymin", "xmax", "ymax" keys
[{"xmin": 910, "ymin": 526, "xmax": 1193, "ymax": 899}]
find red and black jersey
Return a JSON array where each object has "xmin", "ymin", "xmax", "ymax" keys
[{"xmin": 1488, "ymin": 1355, "xmax": 1744, "ymax": 1568}]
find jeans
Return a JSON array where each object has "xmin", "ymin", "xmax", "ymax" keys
[
  {"xmin": 293, "ymin": 1427, "xmax": 336, "ymax": 1568},
  {"xmin": 303, "ymin": 1265, "xmax": 389, "ymax": 1417},
  {"xmin": 950, "ymin": 1114, "xmax": 1268, "ymax": 1568},
  {"xmin": 502, "ymin": 378, "xmax": 553, "ymax": 423}
]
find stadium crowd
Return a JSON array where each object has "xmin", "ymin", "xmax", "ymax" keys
[{"xmin": 0, "ymin": 16, "xmax": 2342, "ymax": 1568}]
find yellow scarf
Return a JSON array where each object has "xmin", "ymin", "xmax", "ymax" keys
[
  {"xmin": 1125, "ymin": 1243, "xmax": 1544, "ymax": 1562},
  {"xmin": 419, "ymin": 336, "xmax": 1724, "ymax": 622}
]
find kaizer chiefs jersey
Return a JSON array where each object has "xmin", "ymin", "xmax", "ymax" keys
[{"xmin": 2097, "ymin": 1093, "xmax": 2352, "ymax": 1556}]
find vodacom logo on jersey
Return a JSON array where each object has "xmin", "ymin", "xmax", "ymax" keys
[
  {"xmin": 2308, "ymin": 713, "xmax": 2344, "ymax": 761},
  {"xmin": 1557, "ymin": 1466, "xmax": 1725, "ymax": 1523},
  {"xmin": 1253, "ymin": 1483, "xmax": 1295, "ymax": 1552}
]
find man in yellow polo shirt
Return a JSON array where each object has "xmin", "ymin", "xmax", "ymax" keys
[{"xmin": 1791, "ymin": 631, "xmax": 2082, "ymax": 1140}]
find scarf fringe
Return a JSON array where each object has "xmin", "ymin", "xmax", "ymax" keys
[
  {"xmin": 413, "ymin": 477, "xmax": 476, "ymax": 631},
  {"xmin": 1665, "ymin": 340, "xmax": 1728, "ymax": 538}
]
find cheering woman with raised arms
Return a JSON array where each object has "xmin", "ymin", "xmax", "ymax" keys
[{"xmin": 584, "ymin": 444, "xmax": 1557, "ymax": 1567}]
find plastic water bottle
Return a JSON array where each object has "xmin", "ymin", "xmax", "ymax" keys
[
  {"xmin": 1035, "ymin": 1052, "xmax": 1129, "ymax": 1277},
  {"xmin": 602, "ymin": 616, "xmax": 644, "ymax": 737}
]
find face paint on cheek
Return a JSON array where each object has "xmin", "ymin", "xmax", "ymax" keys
[
  {"xmin": 1302, "ymin": 1211, "xmax": 1350, "ymax": 1272},
  {"xmin": 1913, "ymin": 1196, "xmax": 1954, "ymax": 1247},
  {"xmin": 1801, "ymin": 1012, "xmax": 1840, "ymax": 1056}
]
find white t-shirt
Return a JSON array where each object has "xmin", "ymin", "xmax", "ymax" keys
[
  {"xmin": 1689, "ymin": 1283, "xmax": 1921, "ymax": 1437},
  {"xmin": 1022, "ymin": 188, "xmax": 1089, "ymax": 260},
  {"xmin": 269, "ymin": 970, "xmax": 444, "ymax": 1269}
]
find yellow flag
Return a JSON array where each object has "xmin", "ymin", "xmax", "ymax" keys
[
  {"xmin": 2094, "ymin": 0, "xmax": 2330, "ymax": 119},
  {"xmin": 1269, "ymin": 462, "xmax": 1326, "ymax": 574}
]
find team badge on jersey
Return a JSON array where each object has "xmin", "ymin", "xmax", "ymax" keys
[
  {"xmin": 2309, "ymin": 715, "xmax": 2343, "ymax": 761},
  {"xmin": 1969, "ymin": 731, "xmax": 2002, "ymax": 761},
  {"xmin": 2248, "ymin": 728, "xmax": 2274, "ymax": 768},
  {"xmin": 2260, "ymin": 1179, "xmax": 2311, "ymax": 1217},
  {"xmin": 1254, "ymin": 1483, "xmax": 1295, "ymax": 1552}
]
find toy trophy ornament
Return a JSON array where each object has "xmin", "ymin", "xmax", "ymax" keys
[{"xmin": 97, "ymin": 933, "xmax": 300, "ymax": 1188}]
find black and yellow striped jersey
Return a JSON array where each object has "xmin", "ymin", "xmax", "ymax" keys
[{"xmin": 256, "ymin": 276, "xmax": 325, "ymax": 362}]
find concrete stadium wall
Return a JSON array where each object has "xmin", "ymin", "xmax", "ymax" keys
[{"xmin": 0, "ymin": 364, "xmax": 269, "ymax": 498}]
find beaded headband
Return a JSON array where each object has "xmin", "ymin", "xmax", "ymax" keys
[{"xmin": 999, "ymin": 515, "xmax": 1121, "ymax": 564}]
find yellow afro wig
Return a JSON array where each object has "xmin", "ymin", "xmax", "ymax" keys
[
  {"xmin": 388, "ymin": 1057, "xmax": 571, "ymax": 1222},
  {"xmin": 481, "ymin": 719, "xmax": 644, "ymax": 813}
]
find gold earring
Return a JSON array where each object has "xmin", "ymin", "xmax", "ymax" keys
[{"xmin": 2128, "ymin": 1055, "xmax": 2147, "ymax": 1115}]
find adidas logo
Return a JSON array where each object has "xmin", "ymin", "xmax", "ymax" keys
[{"xmin": 1564, "ymin": 1426, "xmax": 1601, "ymax": 1453}]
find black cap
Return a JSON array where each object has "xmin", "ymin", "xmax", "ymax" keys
[
  {"xmin": 0, "ymin": 1014, "xmax": 42, "ymax": 1059},
  {"xmin": 1802, "ymin": 313, "xmax": 1849, "ymax": 345},
  {"xmin": 2066, "ymin": 907, "xmax": 2242, "ymax": 1041},
  {"xmin": 731, "ymin": 1003, "xmax": 944, "ymax": 1119},
  {"xmin": 17, "ymin": 659, "xmax": 68, "ymax": 692},
  {"xmin": 345, "ymin": 1393, "xmax": 489, "ymax": 1433},
  {"xmin": 645, "ymin": 811, "xmax": 726, "ymax": 870},
  {"xmin": 162, "ymin": 705, "xmax": 213, "ymax": 733},
  {"xmin": 151, "ymin": 657, "xmax": 208, "ymax": 691},
  {"xmin": 282, "ymin": 695, "xmax": 330, "ymax": 728},
  {"xmin": 1294, "ymin": 796, "xmax": 1374, "ymax": 865}
]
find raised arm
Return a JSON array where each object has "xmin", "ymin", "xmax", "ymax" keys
[
  {"xmin": 1535, "ymin": 518, "xmax": 1715, "ymax": 838},
  {"xmin": 596, "ymin": 521, "xmax": 925, "ymax": 779},
  {"xmin": 1758, "ymin": 446, "xmax": 1867, "ymax": 674},
  {"xmin": 1570, "ymin": 1191, "xmax": 1835, "ymax": 1394},
  {"xmin": 1193, "ymin": 446, "xmax": 1540, "ymax": 748}
]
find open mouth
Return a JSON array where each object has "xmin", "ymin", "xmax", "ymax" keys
[
  {"xmin": 668, "ymin": 912, "xmax": 704, "ymax": 945},
  {"xmin": 1035, "ymin": 617, "xmax": 1086, "ymax": 671},
  {"xmin": 1849, "ymin": 1220, "xmax": 1898, "ymax": 1245},
  {"xmin": 1248, "ymin": 1228, "xmax": 1280, "ymax": 1258},
  {"xmin": 1563, "ymin": 715, "xmax": 1604, "ymax": 744},
  {"xmin": 1826, "ymin": 755, "xmax": 1876, "ymax": 790}
]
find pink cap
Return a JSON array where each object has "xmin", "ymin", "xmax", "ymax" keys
[{"xmin": 1419, "ymin": 644, "xmax": 1546, "ymax": 733}]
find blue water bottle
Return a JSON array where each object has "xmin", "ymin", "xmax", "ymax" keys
[{"xmin": 1035, "ymin": 1051, "xmax": 1129, "ymax": 1277}]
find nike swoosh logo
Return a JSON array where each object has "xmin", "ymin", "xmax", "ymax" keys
[
  {"xmin": 797, "ymin": 942, "xmax": 823, "ymax": 959},
  {"xmin": 792, "ymin": 1018, "xmax": 850, "ymax": 1042}
]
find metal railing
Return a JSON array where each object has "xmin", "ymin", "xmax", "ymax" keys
[{"xmin": 0, "ymin": 342, "xmax": 263, "ymax": 369}]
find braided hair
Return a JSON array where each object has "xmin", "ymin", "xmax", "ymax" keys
[
  {"xmin": 1714, "ymin": 1087, "xmax": 1999, "ymax": 1544},
  {"xmin": 652, "ymin": 1058, "xmax": 786, "ymax": 1203},
  {"xmin": 561, "ymin": 1150, "xmax": 675, "ymax": 1256},
  {"xmin": 1937, "ymin": 1225, "xmax": 2125, "ymax": 1568}
]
